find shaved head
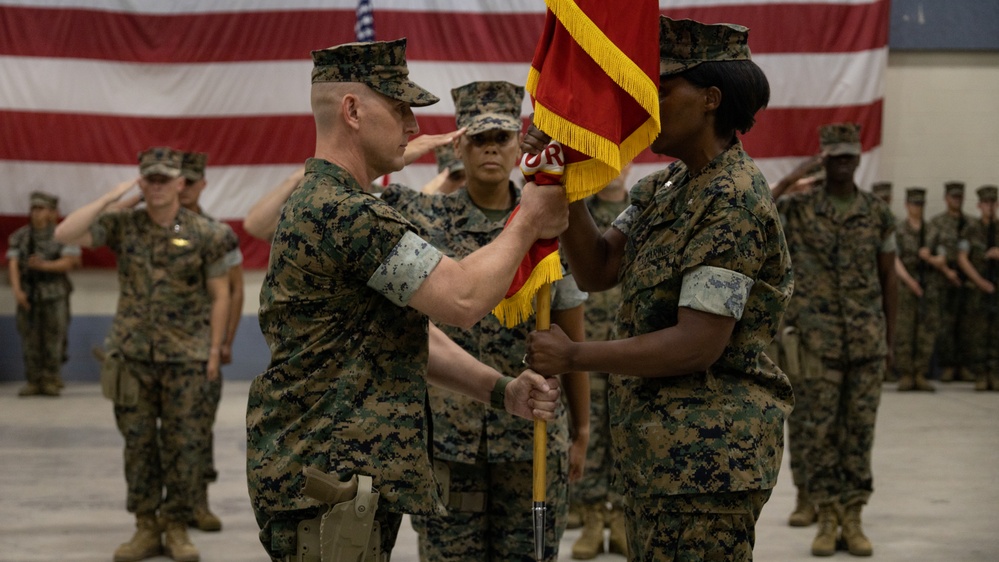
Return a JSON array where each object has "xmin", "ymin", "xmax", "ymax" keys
[{"xmin": 312, "ymin": 82, "xmax": 371, "ymax": 134}]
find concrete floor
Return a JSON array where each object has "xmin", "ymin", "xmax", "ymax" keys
[{"xmin": 1, "ymin": 380, "xmax": 997, "ymax": 562}]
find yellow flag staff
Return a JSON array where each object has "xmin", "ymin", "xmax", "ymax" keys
[
  {"xmin": 506, "ymin": 146, "xmax": 564, "ymax": 560},
  {"xmin": 532, "ymin": 283, "xmax": 552, "ymax": 560},
  {"xmin": 497, "ymin": 1, "xmax": 661, "ymax": 559}
]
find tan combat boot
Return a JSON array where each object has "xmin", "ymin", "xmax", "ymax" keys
[
  {"xmin": 571, "ymin": 502, "xmax": 605, "ymax": 560},
  {"xmin": 17, "ymin": 382, "xmax": 41, "ymax": 397},
  {"xmin": 189, "ymin": 483, "xmax": 222, "ymax": 532},
  {"xmin": 841, "ymin": 503, "xmax": 873, "ymax": 556},
  {"xmin": 913, "ymin": 373, "xmax": 936, "ymax": 392},
  {"xmin": 789, "ymin": 489, "xmax": 817, "ymax": 526},
  {"xmin": 566, "ymin": 502, "xmax": 583, "ymax": 529},
  {"xmin": 113, "ymin": 513, "xmax": 162, "ymax": 562},
  {"xmin": 606, "ymin": 504, "xmax": 628, "ymax": 557},
  {"xmin": 163, "ymin": 521, "xmax": 200, "ymax": 562},
  {"xmin": 939, "ymin": 367, "xmax": 955, "ymax": 382},
  {"xmin": 896, "ymin": 373, "xmax": 915, "ymax": 391},
  {"xmin": 811, "ymin": 504, "xmax": 840, "ymax": 557},
  {"xmin": 40, "ymin": 374, "xmax": 61, "ymax": 397},
  {"xmin": 974, "ymin": 373, "xmax": 989, "ymax": 391}
]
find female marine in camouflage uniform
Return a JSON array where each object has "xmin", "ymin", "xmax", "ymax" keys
[{"xmin": 526, "ymin": 17, "xmax": 792, "ymax": 561}]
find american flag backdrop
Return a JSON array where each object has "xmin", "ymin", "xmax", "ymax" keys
[{"xmin": 0, "ymin": 0, "xmax": 890, "ymax": 269}]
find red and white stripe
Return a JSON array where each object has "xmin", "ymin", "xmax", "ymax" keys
[{"xmin": 0, "ymin": 0, "xmax": 889, "ymax": 268}]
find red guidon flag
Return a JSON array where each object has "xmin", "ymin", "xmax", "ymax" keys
[
  {"xmin": 491, "ymin": 0, "xmax": 660, "ymax": 327},
  {"xmin": 492, "ymin": 145, "xmax": 567, "ymax": 327}
]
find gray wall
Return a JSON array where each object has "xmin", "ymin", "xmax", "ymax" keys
[
  {"xmin": 0, "ymin": 314, "xmax": 271, "ymax": 382},
  {"xmin": 891, "ymin": 0, "xmax": 999, "ymax": 50}
]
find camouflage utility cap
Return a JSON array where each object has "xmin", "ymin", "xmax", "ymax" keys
[
  {"xmin": 944, "ymin": 181, "xmax": 965, "ymax": 196},
  {"xmin": 819, "ymin": 122, "xmax": 861, "ymax": 156},
  {"xmin": 138, "ymin": 147, "xmax": 183, "ymax": 178},
  {"xmin": 434, "ymin": 143, "xmax": 464, "ymax": 175},
  {"xmin": 905, "ymin": 187, "xmax": 926, "ymax": 205},
  {"xmin": 872, "ymin": 181, "xmax": 892, "ymax": 196},
  {"xmin": 311, "ymin": 38, "xmax": 439, "ymax": 108},
  {"xmin": 452, "ymin": 81, "xmax": 524, "ymax": 136},
  {"xmin": 29, "ymin": 190, "xmax": 59, "ymax": 209},
  {"xmin": 659, "ymin": 17, "xmax": 751, "ymax": 76},
  {"xmin": 181, "ymin": 151, "xmax": 208, "ymax": 182},
  {"xmin": 977, "ymin": 185, "xmax": 998, "ymax": 202}
]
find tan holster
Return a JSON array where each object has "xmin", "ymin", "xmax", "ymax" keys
[
  {"xmin": 99, "ymin": 351, "xmax": 138, "ymax": 406},
  {"xmin": 780, "ymin": 326, "xmax": 802, "ymax": 378},
  {"xmin": 781, "ymin": 326, "xmax": 826, "ymax": 381},
  {"xmin": 290, "ymin": 467, "xmax": 381, "ymax": 562},
  {"xmin": 433, "ymin": 460, "xmax": 486, "ymax": 513}
]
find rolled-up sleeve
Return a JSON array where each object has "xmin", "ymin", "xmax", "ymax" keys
[
  {"xmin": 678, "ymin": 265, "xmax": 755, "ymax": 320},
  {"xmin": 367, "ymin": 230, "xmax": 444, "ymax": 307}
]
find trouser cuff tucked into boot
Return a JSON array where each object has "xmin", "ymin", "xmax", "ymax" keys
[
  {"xmin": 164, "ymin": 520, "xmax": 200, "ymax": 562},
  {"xmin": 606, "ymin": 504, "xmax": 628, "ymax": 557},
  {"xmin": 789, "ymin": 490, "xmax": 817, "ymax": 527},
  {"xmin": 811, "ymin": 504, "xmax": 840, "ymax": 557},
  {"xmin": 841, "ymin": 503, "xmax": 873, "ymax": 556},
  {"xmin": 113, "ymin": 513, "xmax": 162, "ymax": 562},
  {"xmin": 572, "ymin": 502, "xmax": 606, "ymax": 560}
]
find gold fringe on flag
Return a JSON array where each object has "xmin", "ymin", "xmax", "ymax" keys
[
  {"xmin": 491, "ymin": 250, "xmax": 564, "ymax": 328},
  {"xmin": 525, "ymin": 0, "xmax": 661, "ymax": 202},
  {"xmin": 543, "ymin": 0, "xmax": 660, "ymax": 120}
]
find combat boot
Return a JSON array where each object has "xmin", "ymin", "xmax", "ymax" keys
[
  {"xmin": 841, "ymin": 503, "xmax": 873, "ymax": 556},
  {"xmin": 571, "ymin": 502, "xmax": 605, "ymax": 560},
  {"xmin": 939, "ymin": 367, "xmax": 955, "ymax": 382},
  {"xmin": 566, "ymin": 502, "xmax": 583, "ymax": 529},
  {"xmin": 191, "ymin": 505, "xmax": 221, "ymax": 532},
  {"xmin": 17, "ymin": 383, "xmax": 41, "ymax": 397},
  {"xmin": 810, "ymin": 504, "xmax": 840, "ymax": 557},
  {"xmin": 164, "ymin": 521, "xmax": 200, "ymax": 562},
  {"xmin": 40, "ymin": 376, "xmax": 61, "ymax": 396},
  {"xmin": 606, "ymin": 504, "xmax": 628, "ymax": 557},
  {"xmin": 788, "ymin": 490, "xmax": 817, "ymax": 526},
  {"xmin": 113, "ymin": 513, "xmax": 162, "ymax": 562},
  {"xmin": 189, "ymin": 483, "xmax": 222, "ymax": 532},
  {"xmin": 896, "ymin": 373, "xmax": 915, "ymax": 391},
  {"xmin": 975, "ymin": 373, "xmax": 989, "ymax": 391},
  {"xmin": 913, "ymin": 373, "xmax": 935, "ymax": 392}
]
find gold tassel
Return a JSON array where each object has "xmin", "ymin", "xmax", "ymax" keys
[{"xmin": 491, "ymin": 252, "xmax": 564, "ymax": 328}]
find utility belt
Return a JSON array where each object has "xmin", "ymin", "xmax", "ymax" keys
[{"xmin": 285, "ymin": 467, "xmax": 382, "ymax": 562}]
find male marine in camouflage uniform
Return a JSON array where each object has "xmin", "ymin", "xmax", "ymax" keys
[
  {"xmin": 955, "ymin": 185, "xmax": 999, "ymax": 390},
  {"xmin": 55, "ymin": 147, "xmax": 232, "ymax": 562},
  {"xmin": 871, "ymin": 181, "xmax": 893, "ymax": 206},
  {"xmin": 894, "ymin": 188, "xmax": 941, "ymax": 391},
  {"xmin": 7, "ymin": 191, "xmax": 81, "ymax": 397},
  {"xmin": 245, "ymin": 40, "xmax": 567, "ymax": 562},
  {"xmin": 778, "ymin": 123, "xmax": 897, "ymax": 557},
  {"xmin": 178, "ymin": 151, "xmax": 245, "ymax": 531},
  {"xmin": 928, "ymin": 181, "xmax": 972, "ymax": 381},
  {"xmin": 383, "ymin": 80, "xmax": 589, "ymax": 562}
]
